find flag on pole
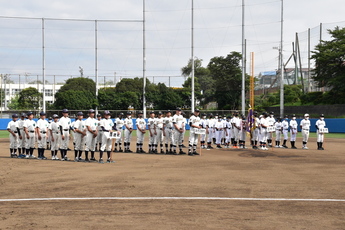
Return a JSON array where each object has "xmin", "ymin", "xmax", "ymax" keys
[{"xmin": 246, "ymin": 107, "xmax": 254, "ymax": 135}]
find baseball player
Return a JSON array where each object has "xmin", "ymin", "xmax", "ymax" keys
[
  {"xmin": 259, "ymin": 112, "xmax": 269, "ymax": 150},
  {"xmin": 224, "ymin": 116, "xmax": 232, "ymax": 148},
  {"xmin": 232, "ymin": 111, "xmax": 241, "ymax": 148},
  {"xmin": 59, "ymin": 109, "xmax": 72, "ymax": 160},
  {"xmin": 100, "ymin": 110, "xmax": 116, "ymax": 163},
  {"xmin": 96, "ymin": 114, "xmax": 103, "ymax": 152},
  {"xmin": 7, "ymin": 114, "xmax": 20, "ymax": 158},
  {"xmin": 136, "ymin": 111, "xmax": 147, "ymax": 153},
  {"xmin": 49, "ymin": 114, "xmax": 61, "ymax": 160},
  {"xmin": 300, "ymin": 113, "xmax": 311, "ymax": 149},
  {"xmin": 85, "ymin": 109, "xmax": 98, "ymax": 161},
  {"xmin": 148, "ymin": 111, "xmax": 157, "ymax": 153},
  {"xmin": 289, "ymin": 114, "xmax": 298, "ymax": 149},
  {"xmin": 36, "ymin": 112, "xmax": 49, "ymax": 160},
  {"xmin": 124, "ymin": 111, "xmax": 134, "ymax": 153},
  {"xmin": 315, "ymin": 114, "xmax": 326, "ymax": 150},
  {"xmin": 17, "ymin": 113, "xmax": 26, "ymax": 157},
  {"xmin": 200, "ymin": 113, "xmax": 207, "ymax": 149},
  {"xmin": 155, "ymin": 111, "xmax": 165, "ymax": 154},
  {"xmin": 172, "ymin": 107, "xmax": 186, "ymax": 155},
  {"xmin": 23, "ymin": 111, "xmax": 37, "ymax": 158},
  {"xmin": 113, "ymin": 112, "xmax": 124, "ymax": 152},
  {"xmin": 206, "ymin": 114, "xmax": 215, "ymax": 149},
  {"xmin": 188, "ymin": 109, "xmax": 201, "ymax": 156},
  {"xmin": 73, "ymin": 112, "xmax": 86, "ymax": 161},
  {"xmin": 274, "ymin": 118, "xmax": 283, "ymax": 148},
  {"xmin": 281, "ymin": 115, "xmax": 289, "ymax": 148},
  {"xmin": 267, "ymin": 112, "xmax": 276, "ymax": 147},
  {"xmin": 251, "ymin": 111, "xmax": 260, "ymax": 149},
  {"xmin": 239, "ymin": 115, "xmax": 247, "ymax": 148},
  {"xmin": 181, "ymin": 111, "xmax": 188, "ymax": 148},
  {"xmin": 46, "ymin": 116, "xmax": 53, "ymax": 150},
  {"xmin": 214, "ymin": 116, "xmax": 225, "ymax": 149},
  {"xmin": 163, "ymin": 110, "xmax": 174, "ymax": 154}
]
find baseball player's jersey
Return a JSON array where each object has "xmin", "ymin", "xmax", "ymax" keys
[
  {"xmin": 124, "ymin": 117, "xmax": 133, "ymax": 129},
  {"xmin": 163, "ymin": 116, "xmax": 173, "ymax": 129},
  {"xmin": 267, "ymin": 116, "xmax": 276, "ymax": 127},
  {"xmin": 275, "ymin": 122, "xmax": 282, "ymax": 131},
  {"xmin": 74, "ymin": 119, "xmax": 86, "ymax": 132},
  {"xmin": 300, "ymin": 119, "xmax": 310, "ymax": 130},
  {"xmin": 282, "ymin": 119, "xmax": 289, "ymax": 130},
  {"xmin": 232, "ymin": 117, "xmax": 241, "ymax": 129},
  {"xmin": 289, "ymin": 119, "xmax": 298, "ymax": 130},
  {"xmin": 49, "ymin": 121, "xmax": 60, "ymax": 133},
  {"xmin": 36, "ymin": 119, "xmax": 49, "ymax": 133},
  {"xmin": 7, "ymin": 120, "xmax": 18, "ymax": 132},
  {"xmin": 155, "ymin": 117, "xmax": 164, "ymax": 130},
  {"xmin": 115, "ymin": 118, "xmax": 124, "ymax": 130},
  {"xmin": 189, "ymin": 115, "xmax": 201, "ymax": 130},
  {"xmin": 24, "ymin": 119, "xmax": 36, "ymax": 132},
  {"xmin": 315, "ymin": 119, "xmax": 326, "ymax": 129},
  {"xmin": 172, "ymin": 114, "xmax": 184, "ymax": 130},
  {"xmin": 148, "ymin": 117, "xmax": 156, "ymax": 130},
  {"xmin": 85, "ymin": 117, "xmax": 97, "ymax": 132},
  {"xmin": 59, "ymin": 116, "xmax": 71, "ymax": 131},
  {"xmin": 101, "ymin": 118, "xmax": 114, "ymax": 131},
  {"xmin": 260, "ymin": 117, "xmax": 268, "ymax": 128},
  {"xmin": 136, "ymin": 118, "xmax": 147, "ymax": 130},
  {"xmin": 18, "ymin": 118, "xmax": 25, "ymax": 130}
]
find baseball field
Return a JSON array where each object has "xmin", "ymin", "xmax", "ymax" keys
[{"xmin": 0, "ymin": 132, "xmax": 344, "ymax": 229}]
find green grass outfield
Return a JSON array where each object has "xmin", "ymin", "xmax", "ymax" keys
[{"xmin": 0, "ymin": 130, "xmax": 344, "ymax": 139}]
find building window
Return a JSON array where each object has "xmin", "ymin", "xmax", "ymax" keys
[{"xmin": 45, "ymin": 89, "xmax": 53, "ymax": 96}]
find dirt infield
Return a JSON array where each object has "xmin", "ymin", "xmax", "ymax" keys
[{"xmin": 1, "ymin": 137, "xmax": 345, "ymax": 229}]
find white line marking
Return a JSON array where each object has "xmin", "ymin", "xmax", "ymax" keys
[{"xmin": 0, "ymin": 197, "xmax": 345, "ymax": 202}]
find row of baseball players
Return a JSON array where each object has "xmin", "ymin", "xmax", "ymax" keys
[{"xmin": 6, "ymin": 109, "xmax": 327, "ymax": 161}]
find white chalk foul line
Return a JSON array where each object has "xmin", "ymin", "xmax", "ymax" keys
[{"xmin": 0, "ymin": 197, "xmax": 345, "ymax": 202}]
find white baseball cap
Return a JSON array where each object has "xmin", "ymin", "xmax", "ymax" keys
[{"xmin": 304, "ymin": 113, "xmax": 309, "ymax": 117}]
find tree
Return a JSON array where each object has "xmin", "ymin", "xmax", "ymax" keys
[
  {"xmin": 207, "ymin": 51, "xmax": 243, "ymax": 109},
  {"xmin": 311, "ymin": 26, "xmax": 345, "ymax": 103},
  {"xmin": 181, "ymin": 58, "xmax": 214, "ymax": 106},
  {"xmin": 17, "ymin": 87, "xmax": 43, "ymax": 110},
  {"xmin": 53, "ymin": 77, "xmax": 97, "ymax": 109}
]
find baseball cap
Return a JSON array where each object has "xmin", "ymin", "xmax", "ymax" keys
[
  {"xmin": 119, "ymin": 112, "xmax": 124, "ymax": 116},
  {"xmin": 88, "ymin": 109, "xmax": 95, "ymax": 113},
  {"xmin": 127, "ymin": 111, "xmax": 132, "ymax": 115},
  {"xmin": 104, "ymin": 110, "xmax": 111, "ymax": 115},
  {"xmin": 77, "ymin": 112, "xmax": 84, "ymax": 116},
  {"xmin": 96, "ymin": 114, "xmax": 102, "ymax": 117},
  {"xmin": 149, "ymin": 111, "xmax": 155, "ymax": 114},
  {"xmin": 176, "ymin": 107, "xmax": 182, "ymax": 111},
  {"xmin": 40, "ymin": 112, "xmax": 46, "ymax": 116},
  {"xmin": 304, "ymin": 113, "xmax": 309, "ymax": 117},
  {"xmin": 12, "ymin": 114, "xmax": 18, "ymax": 118},
  {"xmin": 157, "ymin": 111, "xmax": 162, "ymax": 115},
  {"xmin": 27, "ymin": 111, "xmax": 33, "ymax": 116},
  {"xmin": 138, "ymin": 111, "xmax": 143, "ymax": 114},
  {"xmin": 53, "ymin": 114, "xmax": 59, "ymax": 119},
  {"xmin": 21, "ymin": 113, "xmax": 26, "ymax": 117},
  {"xmin": 166, "ymin": 110, "xmax": 171, "ymax": 113},
  {"xmin": 62, "ymin": 109, "xmax": 68, "ymax": 113},
  {"xmin": 195, "ymin": 109, "xmax": 200, "ymax": 112},
  {"xmin": 320, "ymin": 114, "xmax": 324, "ymax": 117}
]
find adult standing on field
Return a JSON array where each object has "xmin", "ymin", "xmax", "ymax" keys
[
  {"xmin": 59, "ymin": 109, "xmax": 72, "ymax": 161},
  {"xmin": 289, "ymin": 114, "xmax": 298, "ymax": 149},
  {"xmin": 36, "ymin": 112, "xmax": 49, "ymax": 160},
  {"xmin": 85, "ymin": 109, "xmax": 98, "ymax": 161},
  {"xmin": 315, "ymin": 114, "xmax": 326, "ymax": 150},
  {"xmin": 300, "ymin": 113, "xmax": 311, "ymax": 150},
  {"xmin": 172, "ymin": 108, "xmax": 186, "ymax": 155}
]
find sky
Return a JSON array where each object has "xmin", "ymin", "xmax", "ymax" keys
[{"xmin": 1, "ymin": 0, "xmax": 345, "ymax": 87}]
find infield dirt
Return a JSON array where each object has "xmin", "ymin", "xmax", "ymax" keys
[{"xmin": 0, "ymin": 137, "xmax": 344, "ymax": 229}]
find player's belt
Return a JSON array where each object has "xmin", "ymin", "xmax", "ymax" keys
[
  {"xmin": 303, "ymin": 129, "xmax": 309, "ymax": 131},
  {"xmin": 103, "ymin": 130, "xmax": 109, "ymax": 132},
  {"xmin": 40, "ymin": 131, "xmax": 46, "ymax": 134},
  {"xmin": 56, "ymin": 132, "xmax": 60, "ymax": 134},
  {"xmin": 215, "ymin": 128, "xmax": 223, "ymax": 131},
  {"xmin": 13, "ymin": 131, "xmax": 18, "ymax": 133},
  {"xmin": 284, "ymin": 129, "xmax": 288, "ymax": 130},
  {"xmin": 63, "ymin": 129, "xmax": 69, "ymax": 131},
  {"xmin": 29, "ymin": 131, "xmax": 35, "ymax": 133}
]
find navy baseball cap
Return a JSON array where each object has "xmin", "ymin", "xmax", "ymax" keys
[
  {"xmin": 27, "ymin": 111, "xmax": 33, "ymax": 116},
  {"xmin": 62, "ymin": 109, "xmax": 68, "ymax": 113},
  {"xmin": 40, "ymin": 112, "xmax": 46, "ymax": 116},
  {"xmin": 12, "ymin": 114, "xmax": 18, "ymax": 118},
  {"xmin": 176, "ymin": 107, "xmax": 182, "ymax": 111},
  {"xmin": 104, "ymin": 110, "xmax": 111, "ymax": 115},
  {"xmin": 127, "ymin": 111, "xmax": 132, "ymax": 115},
  {"xmin": 53, "ymin": 114, "xmax": 59, "ymax": 119},
  {"xmin": 88, "ymin": 109, "xmax": 95, "ymax": 113},
  {"xmin": 77, "ymin": 112, "xmax": 84, "ymax": 116}
]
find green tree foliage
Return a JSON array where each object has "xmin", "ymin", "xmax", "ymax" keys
[
  {"xmin": 17, "ymin": 87, "xmax": 43, "ymax": 110},
  {"xmin": 207, "ymin": 51, "xmax": 242, "ymax": 109},
  {"xmin": 153, "ymin": 83, "xmax": 183, "ymax": 110},
  {"xmin": 7, "ymin": 94, "xmax": 20, "ymax": 110},
  {"xmin": 53, "ymin": 77, "xmax": 97, "ymax": 109},
  {"xmin": 311, "ymin": 26, "xmax": 345, "ymax": 103},
  {"xmin": 181, "ymin": 58, "xmax": 214, "ymax": 105}
]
